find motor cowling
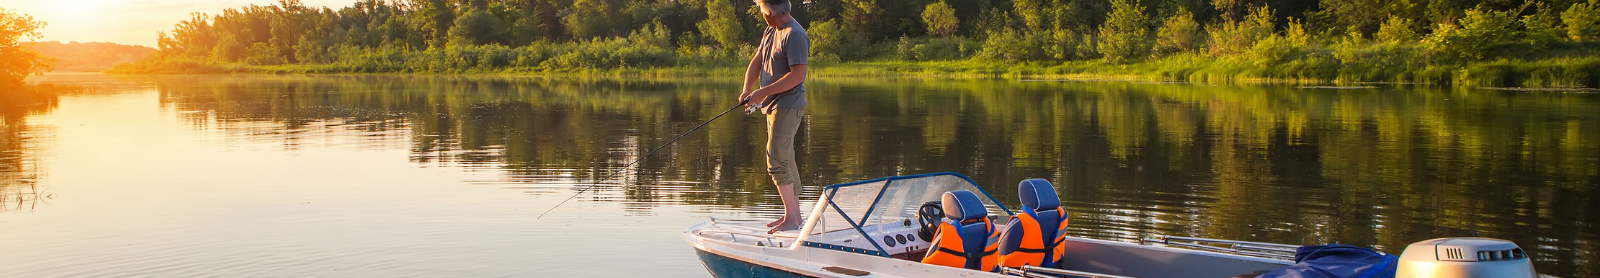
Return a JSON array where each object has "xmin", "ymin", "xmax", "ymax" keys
[{"xmin": 1396, "ymin": 238, "xmax": 1536, "ymax": 278}]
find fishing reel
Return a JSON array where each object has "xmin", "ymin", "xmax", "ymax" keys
[
  {"xmin": 916, "ymin": 201, "xmax": 944, "ymax": 242},
  {"xmin": 744, "ymin": 102, "xmax": 764, "ymax": 115}
]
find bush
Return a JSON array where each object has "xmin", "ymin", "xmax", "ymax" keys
[
  {"xmin": 1422, "ymin": 7, "xmax": 1518, "ymax": 60},
  {"xmin": 1097, "ymin": 0, "xmax": 1151, "ymax": 63},
  {"xmin": 978, "ymin": 29, "xmax": 1040, "ymax": 61},
  {"xmin": 895, "ymin": 36, "xmax": 974, "ymax": 61},
  {"xmin": 1522, "ymin": 2, "xmax": 1564, "ymax": 49},
  {"xmin": 1244, "ymin": 19, "xmax": 1309, "ymax": 67},
  {"xmin": 1563, "ymin": 0, "xmax": 1600, "ymax": 41},
  {"xmin": 1208, "ymin": 5, "xmax": 1276, "ymax": 57},
  {"xmin": 245, "ymin": 42, "xmax": 285, "ymax": 65},
  {"xmin": 676, "ymin": 44, "xmax": 749, "ymax": 68},
  {"xmin": 1331, "ymin": 31, "xmax": 1424, "ymax": 83},
  {"xmin": 1374, "ymin": 15, "xmax": 1417, "ymax": 44},
  {"xmin": 1154, "ymin": 8, "xmax": 1203, "ymax": 56},
  {"xmin": 1047, "ymin": 27, "xmax": 1094, "ymax": 60}
]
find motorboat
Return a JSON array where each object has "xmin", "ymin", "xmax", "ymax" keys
[{"xmin": 684, "ymin": 172, "xmax": 1537, "ymax": 278}]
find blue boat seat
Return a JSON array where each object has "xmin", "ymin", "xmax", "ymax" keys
[
  {"xmin": 921, "ymin": 190, "xmax": 1000, "ymax": 271},
  {"xmin": 997, "ymin": 179, "xmax": 1070, "ymax": 268}
]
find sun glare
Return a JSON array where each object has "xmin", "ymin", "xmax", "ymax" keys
[{"xmin": 43, "ymin": 0, "xmax": 108, "ymax": 24}]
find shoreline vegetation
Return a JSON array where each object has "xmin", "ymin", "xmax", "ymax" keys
[{"xmin": 106, "ymin": 0, "xmax": 1600, "ymax": 88}]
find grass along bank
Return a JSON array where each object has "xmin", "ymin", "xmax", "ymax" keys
[
  {"xmin": 107, "ymin": 20, "xmax": 1600, "ymax": 88},
  {"xmin": 109, "ymin": 43, "xmax": 1600, "ymax": 89}
]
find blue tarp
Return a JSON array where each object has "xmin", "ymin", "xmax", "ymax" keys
[{"xmin": 1259, "ymin": 244, "xmax": 1398, "ymax": 278}]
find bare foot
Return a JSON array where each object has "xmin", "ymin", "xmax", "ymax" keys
[
  {"xmin": 767, "ymin": 220, "xmax": 800, "ymax": 234},
  {"xmin": 766, "ymin": 215, "xmax": 787, "ymax": 227}
]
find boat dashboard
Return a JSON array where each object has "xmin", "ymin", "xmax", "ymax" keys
[{"xmin": 802, "ymin": 214, "xmax": 1006, "ymax": 261}]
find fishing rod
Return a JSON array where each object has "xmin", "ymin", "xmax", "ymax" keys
[{"xmin": 537, "ymin": 100, "xmax": 759, "ymax": 219}]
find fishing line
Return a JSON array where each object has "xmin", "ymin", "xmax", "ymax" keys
[{"xmin": 537, "ymin": 100, "xmax": 752, "ymax": 219}]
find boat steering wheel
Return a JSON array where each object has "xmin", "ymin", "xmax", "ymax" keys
[{"xmin": 916, "ymin": 201, "xmax": 944, "ymax": 242}]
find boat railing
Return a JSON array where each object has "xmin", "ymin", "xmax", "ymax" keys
[
  {"xmin": 1139, "ymin": 235, "xmax": 1300, "ymax": 261},
  {"xmin": 999, "ymin": 265, "xmax": 1136, "ymax": 278}
]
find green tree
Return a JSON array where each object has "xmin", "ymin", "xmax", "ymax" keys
[
  {"xmin": 0, "ymin": 8, "xmax": 53, "ymax": 86},
  {"xmin": 508, "ymin": 17, "xmax": 547, "ymax": 45},
  {"xmin": 1098, "ymin": 0, "xmax": 1151, "ymax": 62},
  {"xmin": 414, "ymin": 0, "xmax": 456, "ymax": 48},
  {"xmin": 840, "ymin": 0, "xmax": 881, "ymax": 39},
  {"xmin": 211, "ymin": 34, "xmax": 247, "ymax": 62},
  {"xmin": 1320, "ymin": 0, "xmax": 1385, "ymax": 34},
  {"xmin": 1562, "ymin": 0, "xmax": 1600, "ymax": 41},
  {"xmin": 1154, "ymin": 7, "xmax": 1202, "ymax": 55},
  {"xmin": 563, "ymin": 0, "xmax": 614, "ymax": 39},
  {"xmin": 808, "ymin": 18, "xmax": 867, "ymax": 61},
  {"xmin": 972, "ymin": 7, "xmax": 1010, "ymax": 36},
  {"xmin": 448, "ymin": 9, "xmax": 509, "ymax": 46},
  {"xmin": 921, "ymin": 1, "xmax": 959, "ymax": 38},
  {"xmin": 697, "ymin": 0, "xmax": 743, "ymax": 48},
  {"xmin": 1013, "ymin": 0, "xmax": 1062, "ymax": 31},
  {"xmin": 293, "ymin": 37, "xmax": 330, "ymax": 63},
  {"xmin": 160, "ymin": 13, "xmax": 218, "ymax": 58}
]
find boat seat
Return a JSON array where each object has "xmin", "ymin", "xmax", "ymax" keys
[
  {"xmin": 997, "ymin": 179, "xmax": 1069, "ymax": 268},
  {"xmin": 921, "ymin": 190, "xmax": 999, "ymax": 271}
]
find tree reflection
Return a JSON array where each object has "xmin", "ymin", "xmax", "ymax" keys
[
  {"xmin": 0, "ymin": 102, "xmax": 53, "ymax": 212},
  {"xmin": 151, "ymin": 76, "xmax": 1599, "ymax": 277}
]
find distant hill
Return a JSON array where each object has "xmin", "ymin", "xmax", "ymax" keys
[{"xmin": 26, "ymin": 42, "xmax": 156, "ymax": 72}]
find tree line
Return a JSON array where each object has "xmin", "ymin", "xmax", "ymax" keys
[
  {"xmin": 115, "ymin": 0, "xmax": 1600, "ymax": 85},
  {"xmin": 27, "ymin": 42, "xmax": 157, "ymax": 72}
]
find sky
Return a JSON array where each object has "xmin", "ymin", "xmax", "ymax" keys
[{"xmin": 2, "ymin": 0, "xmax": 358, "ymax": 47}]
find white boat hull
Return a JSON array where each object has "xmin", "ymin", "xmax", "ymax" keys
[{"xmin": 686, "ymin": 220, "xmax": 1292, "ymax": 278}]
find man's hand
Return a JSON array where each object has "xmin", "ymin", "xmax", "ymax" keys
[{"xmin": 744, "ymin": 88, "xmax": 770, "ymax": 106}]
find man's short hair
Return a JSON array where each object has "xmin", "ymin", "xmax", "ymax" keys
[{"xmin": 759, "ymin": 0, "xmax": 791, "ymax": 15}]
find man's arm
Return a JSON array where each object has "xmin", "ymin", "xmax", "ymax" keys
[
  {"xmin": 739, "ymin": 52, "xmax": 762, "ymax": 102},
  {"xmin": 748, "ymin": 64, "xmax": 806, "ymax": 104}
]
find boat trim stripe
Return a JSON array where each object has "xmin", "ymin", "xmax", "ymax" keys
[{"xmin": 803, "ymin": 241, "xmax": 887, "ymax": 257}]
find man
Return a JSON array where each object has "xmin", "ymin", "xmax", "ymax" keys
[{"xmin": 740, "ymin": 0, "xmax": 808, "ymax": 233}]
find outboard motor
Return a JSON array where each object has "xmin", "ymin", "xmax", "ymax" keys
[{"xmin": 1396, "ymin": 238, "xmax": 1536, "ymax": 278}]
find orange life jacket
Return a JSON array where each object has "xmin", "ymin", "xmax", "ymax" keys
[
  {"xmin": 921, "ymin": 217, "xmax": 1000, "ymax": 271},
  {"xmin": 998, "ymin": 207, "xmax": 1070, "ymax": 268}
]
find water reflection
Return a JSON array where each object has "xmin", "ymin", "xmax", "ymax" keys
[
  {"xmin": 144, "ymin": 75, "xmax": 1598, "ymax": 277},
  {"xmin": 0, "ymin": 102, "xmax": 54, "ymax": 212}
]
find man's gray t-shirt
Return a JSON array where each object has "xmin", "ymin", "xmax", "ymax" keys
[{"xmin": 757, "ymin": 18, "xmax": 808, "ymax": 110}]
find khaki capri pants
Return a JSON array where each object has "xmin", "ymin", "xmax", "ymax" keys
[{"xmin": 765, "ymin": 107, "xmax": 804, "ymax": 190}]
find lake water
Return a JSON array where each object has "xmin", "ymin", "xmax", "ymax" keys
[{"xmin": 2, "ymin": 73, "xmax": 1596, "ymax": 277}]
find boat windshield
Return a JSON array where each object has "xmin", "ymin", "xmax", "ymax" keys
[{"xmin": 797, "ymin": 172, "xmax": 1011, "ymax": 256}]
